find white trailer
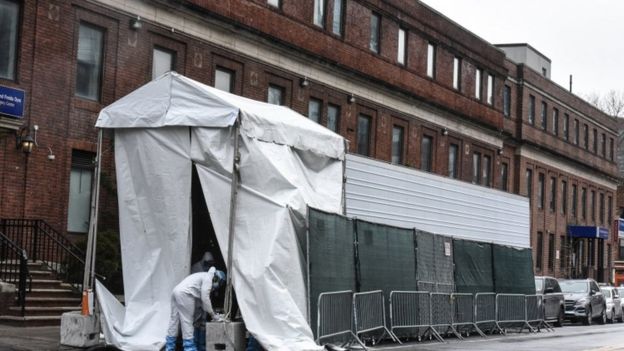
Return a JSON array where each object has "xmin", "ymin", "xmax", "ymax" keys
[{"xmin": 345, "ymin": 154, "xmax": 530, "ymax": 248}]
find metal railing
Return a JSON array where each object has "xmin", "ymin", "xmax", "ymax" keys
[
  {"xmin": 430, "ymin": 293, "xmax": 462, "ymax": 340},
  {"xmin": 353, "ymin": 290, "xmax": 400, "ymax": 344},
  {"xmin": 475, "ymin": 292, "xmax": 502, "ymax": 334},
  {"xmin": 526, "ymin": 294, "xmax": 553, "ymax": 332},
  {"xmin": 452, "ymin": 293, "xmax": 486, "ymax": 337},
  {"xmin": 496, "ymin": 293, "xmax": 532, "ymax": 334},
  {"xmin": 390, "ymin": 291, "xmax": 442, "ymax": 342},
  {"xmin": 0, "ymin": 219, "xmax": 88, "ymax": 291},
  {"xmin": 0, "ymin": 231, "xmax": 31, "ymax": 316},
  {"xmin": 316, "ymin": 290, "xmax": 366, "ymax": 349}
]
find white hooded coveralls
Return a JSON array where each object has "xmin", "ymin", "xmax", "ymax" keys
[{"xmin": 167, "ymin": 268, "xmax": 216, "ymax": 339}]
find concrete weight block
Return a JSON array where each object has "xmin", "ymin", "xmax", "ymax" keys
[
  {"xmin": 60, "ymin": 311, "xmax": 100, "ymax": 347},
  {"xmin": 205, "ymin": 321, "xmax": 246, "ymax": 351}
]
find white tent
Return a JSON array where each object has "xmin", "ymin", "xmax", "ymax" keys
[{"xmin": 94, "ymin": 72, "xmax": 346, "ymax": 350}]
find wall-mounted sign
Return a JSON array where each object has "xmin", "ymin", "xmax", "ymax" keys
[
  {"xmin": 0, "ymin": 85, "xmax": 25, "ymax": 119},
  {"xmin": 444, "ymin": 241, "xmax": 451, "ymax": 257}
]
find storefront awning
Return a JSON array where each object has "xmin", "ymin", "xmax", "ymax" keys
[{"xmin": 568, "ymin": 225, "xmax": 609, "ymax": 240}]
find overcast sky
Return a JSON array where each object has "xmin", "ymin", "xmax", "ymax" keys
[{"xmin": 420, "ymin": 0, "xmax": 623, "ymax": 97}]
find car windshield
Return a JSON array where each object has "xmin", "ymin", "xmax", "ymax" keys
[
  {"xmin": 601, "ymin": 288, "xmax": 612, "ymax": 298},
  {"xmin": 559, "ymin": 281, "xmax": 588, "ymax": 293},
  {"xmin": 535, "ymin": 278, "xmax": 543, "ymax": 292}
]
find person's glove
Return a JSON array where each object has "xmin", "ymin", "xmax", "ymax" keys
[{"xmin": 212, "ymin": 313, "xmax": 224, "ymax": 322}]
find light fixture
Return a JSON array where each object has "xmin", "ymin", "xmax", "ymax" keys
[
  {"xmin": 348, "ymin": 93, "xmax": 356, "ymax": 104},
  {"xmin": 442, "ymin": 128, "xmax": 449, "ymax": 136},
  {"xmin": 130, "ymin": 16, "xmax": 142, "ymax": 30},
  {"xmin": 497, "ymin": 148, "xmax": 503, "ymax": 155},
  {"xmin": 300, "ymin": 77, "xmax": 309, "ymax": 88},
  {"xmin": 15, "ymin": 125, "xmax": 37, "ymax": 154}
]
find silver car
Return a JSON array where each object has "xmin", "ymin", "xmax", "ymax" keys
[{"xmin": 600, "ymin": 286, "xmax": 623, "ymax": 323}]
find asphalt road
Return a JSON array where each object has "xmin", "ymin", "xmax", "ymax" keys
[
  {"xmin": 375, "ymin": 322, "xmax": 624, "ymax": 351},
  {"xmin": 2, "ymin": 322, "xmax": 624, "ymax": 350}
]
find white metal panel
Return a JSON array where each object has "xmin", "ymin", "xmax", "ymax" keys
[{"xmin": 345, "ymin": 154, "xmax": 530, "ymax": 248}]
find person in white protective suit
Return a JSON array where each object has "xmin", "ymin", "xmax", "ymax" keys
[{"xmin": 165, "ymin": 268, "xmax": 226, "ymax": 351}]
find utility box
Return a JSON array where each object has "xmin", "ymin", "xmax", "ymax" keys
[
  {"xmin": 60, "ymin": 311, "xmax": 100, "ymax": 348},
  {"xmin": 205, "ymin": 321, "xmax": 246, "ymax": 351}
]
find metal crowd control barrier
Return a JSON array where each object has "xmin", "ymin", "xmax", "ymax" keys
[
  {"xmin": 451, "ymin": 293, "xmax": 486, "ymax": 337},
  {"xmin": 430, "ymin": 293, "xmax": 462, "ymax": 340},
  {"xmin": 389, "ymin": 291, "xmax": 443, "ymax": 342},
  {"xmin": 496, "ymin": 294, "xmax": 532, "ymax": 334},
  {"xmin": 317, "ymin": 290, "xmax": 367, "ymax": 349},
  {"xmin": 354, "ymin": 290, "xmax": 401, "ymax": 344},
  {"xmin": 418, "ymin": 281, "xmax": 437, "ymax": 293},
  {"xmin": 542, "ymin": 293, "xmax": 564, "ymax": 326},
  {"xmin": 526, "ymin": 294, "xmax": 553, "ymax": 332},
  {"xmin": 475, "ymin": 293, "xmax": 502, "ymax": 334}
]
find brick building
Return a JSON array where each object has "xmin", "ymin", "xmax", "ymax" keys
[{"xmin": 0, "ymin": 0, "xmax": 618, "ymax": 281}]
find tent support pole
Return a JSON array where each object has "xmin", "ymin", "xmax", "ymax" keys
[
  {"xmin": 83, "ymin": 129, "xmax": 103, "ymax": 305},
  {"xmin": 342, "ymin": 139, "xmax": 348, "ymax": 215},
  {"xmin": 224, "ymin": 117, "xmax": 241, "ymax": 320}
]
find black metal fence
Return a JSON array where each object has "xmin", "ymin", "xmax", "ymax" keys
[{"xmin": 0, "ymin": 231, "xmax": 31, "ymax": 316}]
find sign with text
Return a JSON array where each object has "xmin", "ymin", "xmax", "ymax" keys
[{"xmin": 0, "ymin": 85, "xmax": 25, "ymax": 119}]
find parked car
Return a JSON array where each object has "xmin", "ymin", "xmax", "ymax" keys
[
  {"xmin": 535, "ymin": 276, "xmax": 565, "ymax": 327},
  {"xmin": 559, "ymin": 279, "xmax": 607, "ymax": 325},
  {"xmin": 600, "ymin": 286, "xmax": 623, "ymax": 323}
]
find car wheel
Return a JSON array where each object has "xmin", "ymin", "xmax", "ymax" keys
[
  {"xmin": 583, "ymin": 306, "xmax": 592, "ymax": 326},
  {"xmin": 598, "ymin": 306, "xmax": 607, "ymax": 325},
  {"xmin": 554, "ymin": 307, "xmax": 564, "ymax": 327}
]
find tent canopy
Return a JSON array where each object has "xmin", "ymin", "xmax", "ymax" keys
[
  {"xmin": 94, "ymin": 72, "xmax": 345, "ymax": 351},
  {"xmin": 96, "ymin": 72, "xmax": 344, "ymax": 160}
]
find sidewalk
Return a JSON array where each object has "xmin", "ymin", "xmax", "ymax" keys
[{"xmin": 0, "ymin": 325, "xmax": 61, "ymax": 351}]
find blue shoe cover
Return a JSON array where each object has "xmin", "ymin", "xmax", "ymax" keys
[
  {"xmin": 183, "ymin": 338, "xmax": 198, "ymax": 351},
  {"xmin": 165, "ymin": 336, "xmax": 177, "ymax": 351}
]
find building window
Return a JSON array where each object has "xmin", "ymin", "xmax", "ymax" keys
[
  {"xmin": 369, "ymin": 13, "xmax": 380, "ymax": 54},
  {"xmin": 267, "ymin": 0, "xmax": 280, "ymax": 8},
  {"xmin": 581, "ymin": 187, "xmax": 587, "ymax": 220},
  {"xmin": 552, "ymin": 108, "xmax": 559, "ymax": 136},
  {"xmin": 472, "ymin": 152, "xmax": 481, "ymax": 184},
  {"xmin": 549, "ymin": 176, "xmax": 556, "ymax": 212},
  {"xmin": 574, "ymin": 119, "xmax": 579, "ymax": 145},
  {"xmin": 593, "ymin": 128, "xmax": 598, "ymax": 153},
  {"xmin": 452, "ymin": 57, "xmax": 461, "ymax": 90},
  {"xmin": 327, "ymin": 104, "xmax": 340, "ymax": 132},
  {"xmin": 152, "ymin": 47, "xmax": 175, "ymax": 80},
  {"xmin": 536, "ymin": 232, "xmax": 543, "ymax": 270},
  {"xmin": 526, "ymin": 169, "xmax": 533, "ymax": 201},
  {"xmin": 600, "ymin": 193, "xmax": 605, "ymax": 224},
  {"xmin": 583, "ymin": 124, "xmax": 588, "ymax": 149},
  {"xmin": 397, "ymin": 29, "xmax": 407, "ymax": 65},
  {"xmin": 67, "ymin": 150, "xmax": 95, "ymax": 233},
  {"xmin": 486, "ymin": 74, "xmax": 494, "ymax": 105},
  {"xmin": 548, "ymin": 234, "xmax": 555, "ymax": 271},
  {"xmin": 313, "ymin": 0, "xmax": 325, "ymax": 27},
  {"xmin": 601, "ymin": 133, "xmax": 606, "ymax": 158},
  {"xmin": 572, "ymin": 184, "xmax": 578, "ymax": 218},
  {"xmin": 503, "ymin": 85, "xmax": 511, "ymax": 117},
  {"xmin": 357, "ymin": 114, "xmax": 372, "ymax": 156},
  {"xmin": 391, "ymin": 125, "xmax": 405, "ymax": 165},
  {"xmin": 501, "ymin": 162, "xmax": 509, "ymax": 191},
  {"xmin": 421, "ymin": 135, "xmax": 433, "ymax": 172},
  {"xmin": 608, "ymin": 195, "xmax": 613, "ymax": 223},
  {"xmin": 0, "ymin": 0, "xmax": 19, "ymax": 80},
  {"xmin": 448, "ymin": 143, "xmax": 459, "ymax": 179},
  {"xmin": 308, "ymin": 98, "xmax": 322, "ymax": 123},
  {"xmin": 560, "ymin": 235, "xmax": 566, "ymax": 270},
  {"xmin": 267, "ymin": 84, "xmax": 284, "ymax": 105},
  {"xmin": 541, "ymin": 101, "xmax": 547, "ymax": 130},
  {"xmin": 563, "ymin": 114, "xmax": 569, "ymax": 141},
  {"xmin": 610, "ymin": 138, "xmax": 615, "ymax": 161},
  {"xmin": 528, "ymin": 95, "xmax": 535, "ymax": 125},
  {"xmin": 561, "ymin": 180, "xmax": 567, "ymax": 214},
  {"xmin": 537, "ymin": 173, "xmax": 545, "ymax": 209},
  {"xmin": 482, "ymin": 155, "xmax": 491, "ymax": 187},
  {"xmin": 475, "ymin": 69, "xmax": 482, "ymax": 99},
  {"xmin": 331, "ymin": 0, "xmax": 344, "ymax": 36},
  {"xmin": 427, "ymin": 43, "xmax": 436, "ymax": 78},
  {"xmin": 76, "ymin": 23, "xmax": 104, "ymax": 101},
  {"xmin": 591, "ymin": 190, "xmax": 596, "ymax": 222},
  {"xmin": 214, "ymin": 67, "xmax": 234, "ymax": 93}
]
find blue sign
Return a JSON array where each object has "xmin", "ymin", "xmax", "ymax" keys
[
  {"xmin": 0, "ymin": 85, "xmax": 25, "ymax": 119},
  {"xmin": 619, "ymin": 220, "xmax": 624, "ymax": 238},
  {"xmin": 568, "ymin": 225, "xmax": 609, "ymax": 240}
]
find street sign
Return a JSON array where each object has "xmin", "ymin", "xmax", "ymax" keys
[{"xmin": 0, "ymin": 85, "xmax": 25, "ymax": 119}]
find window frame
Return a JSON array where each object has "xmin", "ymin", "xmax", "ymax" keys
[
  {"xmin": 552, "ymin": 108, "xmax": 559, "ymax": 136},
  {"xmin": 397, "ymin": 28, "xmax": 407, "ymax": 65},
  {"xmin": 369, "ymin": 12, "xmax": 381, "ymax": 54},
  {"xmin": 75, "ymin": 22, "xmax": 105, "ymax": 102},
  {"xmin": 313, "ymin": 0, "xmax": 326, "ymax": 28},
  {"xmin": 151, "ymin": 45, "xmax": 176, "ymax": 80},
  {"xmin": 452, "ymin": 57, "xmax": 461, "ymax": 90},
  {"xmin": 420, "ymin": 133, "xmax": 435, "ymax": 172},
  {"xmin": 331, "ymin": 0, "xmax": 344, "ymax": 36},
  {"xmin": 486, "ymin": 74, "xmax": 494, "ymax": 105},
  {"xmin": 307, "ymin": 97, "xmax": 323, "ymax": 124},
  {"xmin": 448, "ymin": 141, "xmax": 460, "ymax": 179},
  {"xmin": 528, "ymin": 95, "xmax": 535, "ymax": 125},
  {"xmin": 0, "ymin": 0, "xmax": 21, "ymax": 81},
  {"xmin": 541, "ymin": 101, "xmax": 547, "ymax": 130},
  {"xmin": 214, "ymin": 66, "xmax": 235, "ymax": 93},
  {"xmin": 390, "ymin": 121, "xmax": 407, "ymax": 165},
  {"xmin": 356, "ymin": 112, "xmax": 373, "ymax": 157},
  {"xmin": 475, "ymin": 69, "xmax": 482, "ymax": 99},
  {"xmin": 537, "ymin": 172, "xmax": 545, "ymax": 210},
  {"xmin": 503, "ymin": 85, "xmax": 511, "ymax": 117},
  {"xmin": 267, "ymin": 84, "xmax": 285, "ymax": 106},
  {"xmin": 427, "ymin": 42, "xmax": 436, "ymax": 78}
]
